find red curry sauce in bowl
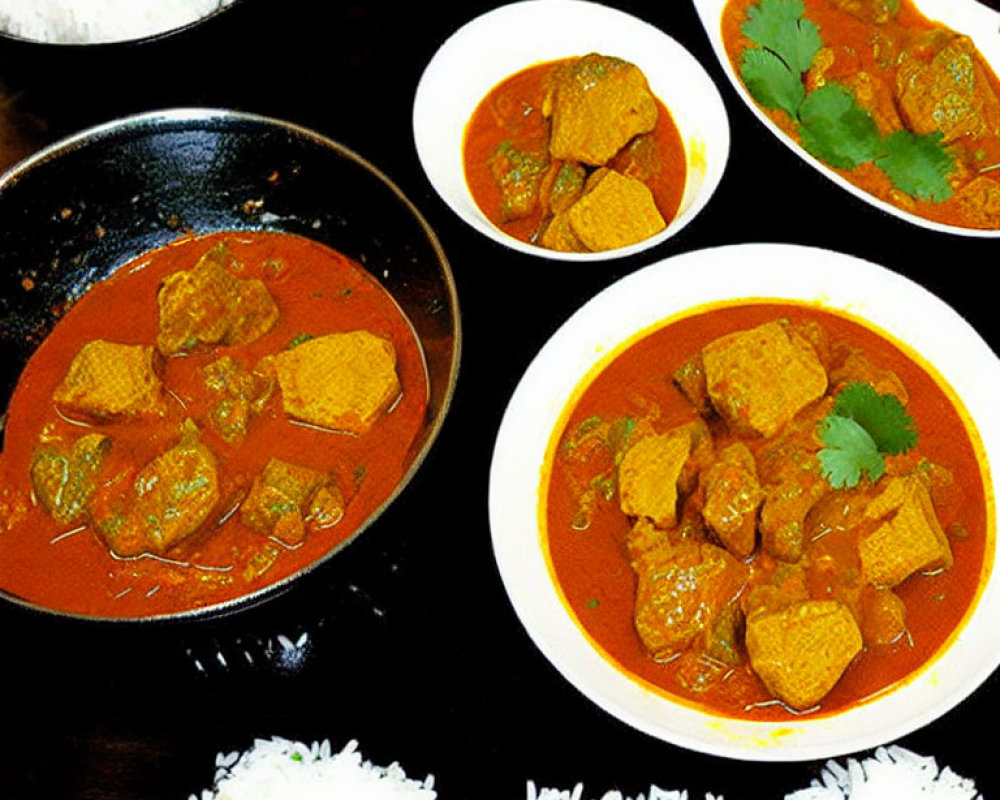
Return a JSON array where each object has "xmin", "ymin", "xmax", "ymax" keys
[{"xmin": 489, "ymin": 243, "xmax": 999, "ymax": 759}]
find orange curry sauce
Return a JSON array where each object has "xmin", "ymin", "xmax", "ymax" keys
[
  {"xmin": 722, "ymin": 0, "xmax": 1000, "ymax": 229},
  {"xmin": 462, "ymin": 58, "xmax": 687, "ymax": 245},
  {"xmin": 0, "ymin": 231, "xmax": 428, "ymax": 619},
  {"xmin": 542, "ymin": 302, "xmax": 991, "ymax": 721}
]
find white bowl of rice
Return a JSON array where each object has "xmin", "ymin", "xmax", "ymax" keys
[{"xmin": 0, "ymin": 0, "xmax": 240, "ymax": 45}]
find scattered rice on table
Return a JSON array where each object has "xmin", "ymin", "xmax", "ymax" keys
[
  {"xmin": 0, "ymin": 0, "xmax": 235, "ymax": 44},
  {"xmin": 189, "ymin": 737, "xmax": 436, "ymax": 800}
]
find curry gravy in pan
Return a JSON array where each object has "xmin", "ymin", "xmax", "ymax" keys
[{"xmin": 0, "ymin": 231, "xmax": 428, "ymax": 618}]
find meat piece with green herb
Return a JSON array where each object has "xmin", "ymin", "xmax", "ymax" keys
[{"xmin": 544, "ymin": 53, "xmax": 659, "ymax": 166}]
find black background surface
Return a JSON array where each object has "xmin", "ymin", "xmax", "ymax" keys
[{"xmin": 0, "ymin": 1, "xmax": 999, "ymax": 798}]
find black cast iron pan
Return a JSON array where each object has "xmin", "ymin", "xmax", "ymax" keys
[{"xmin": 0, "ymin": 108, "xmax": 461, "ymax": 685}]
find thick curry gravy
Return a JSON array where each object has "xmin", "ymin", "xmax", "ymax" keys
[
  {"xmin": 0, "ymin": 231, "xmax": 429, "ymax": 618},
  {"xmin": 542, "ymin": 301, "xmax": 992, "ymax": 721}
]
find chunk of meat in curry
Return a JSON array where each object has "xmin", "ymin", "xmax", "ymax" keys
[
  {"xmin": 272, "ymin": 330, "xmax": 401, "ymax": 435},
  {"xmin": 157, "ymin": 242, "xmax": 279, "ymax": 356},
  {"xmin": 544, "ymin": 53, "xmax": 659, "ymax": 166},
  {"xmin": 92, "ymin": 420, "xmax": 220, "ymax": 558},
  {"xmin": 561, "ymin": 315, "xmax": 963, "ymax": 712},
  {"xmin": 53, "ymin": 340, "xmax": 169, "ymax": 422},
  {"xmin": 563, "ymin": 168, "xmax": 666, "ymax": 252},
  {"xmin": 241, "ymin": 457, "xmax": 345, "ymax": 547}
]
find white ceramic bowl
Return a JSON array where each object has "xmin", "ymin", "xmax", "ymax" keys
[
  {"xmin": 690, "ymin": 0, "xmax": 1000, "ymax": 237},
  {"xmin": 488, "ymin": 242, "xmax": 1000, "ymax": 760},
  {"xmin": 412, "ymin": 0, "xmax": 730, "ymax": 261}
]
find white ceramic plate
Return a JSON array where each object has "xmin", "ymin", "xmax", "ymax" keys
[
  {"xmin": 412, "ymin": 0, "xmax": 730, "ymax": 261},
  {"xmin": 488, "ymin": 243, "xmax": 1000, "ymax": 760},
  {"xmin": 690, "ymin": 0, "xmax": 1000, "ymax": 238}
]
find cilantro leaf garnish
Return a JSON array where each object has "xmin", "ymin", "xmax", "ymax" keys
[
  {"xmin": 875, "ymin": 130, "xmax": 955, "ymax": 202},
  {"xmin": 740, "ymin": 48, "xmax": 805, "ymax": 118},
  {"xmin": 797, "ymin": 84, "xmax": 882, "ymax": 169},
  {"xmin": 830, "ymin": 381, "xmax": 917, "ymax": 454},
  {"xmin": 741, "ymin": 0, "xmax": 822, "ymax": 75},
  {"xmin": 818, "ymin": 382, "xmax": 918, "ymax": 489},
  {"xmin": 818, "ymin": 415, "xmax": 886, "ymax": 488},
  {"xmin": 737, "ymin": 0, "xmax": 956, "ymax": 202}
]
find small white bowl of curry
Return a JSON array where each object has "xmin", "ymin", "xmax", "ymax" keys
[{"xmin": 413, "ymin": 0, "xmax": 731, "ymax": 260}]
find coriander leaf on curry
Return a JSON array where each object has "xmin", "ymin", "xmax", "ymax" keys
[
  {"xmin": 725, "ymin": 0, "xmax": 1000, "ymax": 227},
  {"xmin": 544, "ymin": 306, "xmax": 987, "ymax": 719}
]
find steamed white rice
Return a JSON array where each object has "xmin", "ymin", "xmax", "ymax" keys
[
  {"xmin": 188, "ymin": 739, "xmax": 981, "ymax": 800},
  {"xmin": 189, "ymin": 737, "xmax": 436, "ymax": 800},
  {"xmin": 527, "ymin": 745, "xmax": 982, "ymax": 800},
  {"xmin": 0, "ymin": 0, "xmax": 235, "ymax": 44}
]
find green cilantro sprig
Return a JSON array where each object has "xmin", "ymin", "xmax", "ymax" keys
[
  {"xmin": 738, "ymin": 0, "xmax": 955, "ymax": 201},
  {"xmin": 817, "ymin": 382, "xmax": 918, "ymax": 489}
]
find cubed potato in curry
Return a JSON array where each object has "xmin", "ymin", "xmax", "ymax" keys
[
  {"xmin": 274, "ymin": 330, "xmax": 401, "ymax": 434},
  {"xmin": 702, "ymin": 320, "xmax": 828, "ymax": 438},
  {"xmin": 544, "ymin": 53, "xmax": 659, "ymax": 166},
  {"xmin": 633, "ymin": 540, "xmax": 748, "ymax": 659},
  {"xmin": 745, "ymin": 599, "xmax": 863, "ymax": 710},
  {"xmin": 93, "ymin": 421, "xmax": 220, "ymax": 557},
  {"xmin": 566, "ymin": 169, "xmax": 666, "ymax": 251},
  {"xmin": 53, "ymin": 340, "xmax": 169, "ymax": 422},
  {"xmin": 30, "ymin": 432, "xmax": 111, "ymax": 525},
  {"xmin": 241, "ymin": 457, "xmax": 345, "ymax": 546},
  {"xmin": 860, "ymin": 474, "xmax": 953, "ymax": 587},
  {"xmin": 157, "ymin": 242, "xmax": 280, "ymax": 356}
]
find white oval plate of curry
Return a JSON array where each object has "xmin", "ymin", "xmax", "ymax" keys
[
  {"xmin": 412, "ymin": 0, "xmax": 731, "ymax": 261},
  {"xmin": 488, "ymin": 242, "xmax": 1000, "ymax": 760},
  {"xmin": 691, "ymin": 0, "xmax": 1000, "ymax": 237}
]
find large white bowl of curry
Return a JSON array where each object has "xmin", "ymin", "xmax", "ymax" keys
[
  {"xmin": 489, "ymin": 242, "xmax": 1000, "ymax": 760},
  {"xmin": 692, "ymin": 0, "xmax": 1000, "ymax": 235}
]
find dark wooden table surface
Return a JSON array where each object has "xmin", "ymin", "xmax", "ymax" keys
[{"xmin": 0, "ymin": 1, "xmax": 998, "ymax": 798}]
